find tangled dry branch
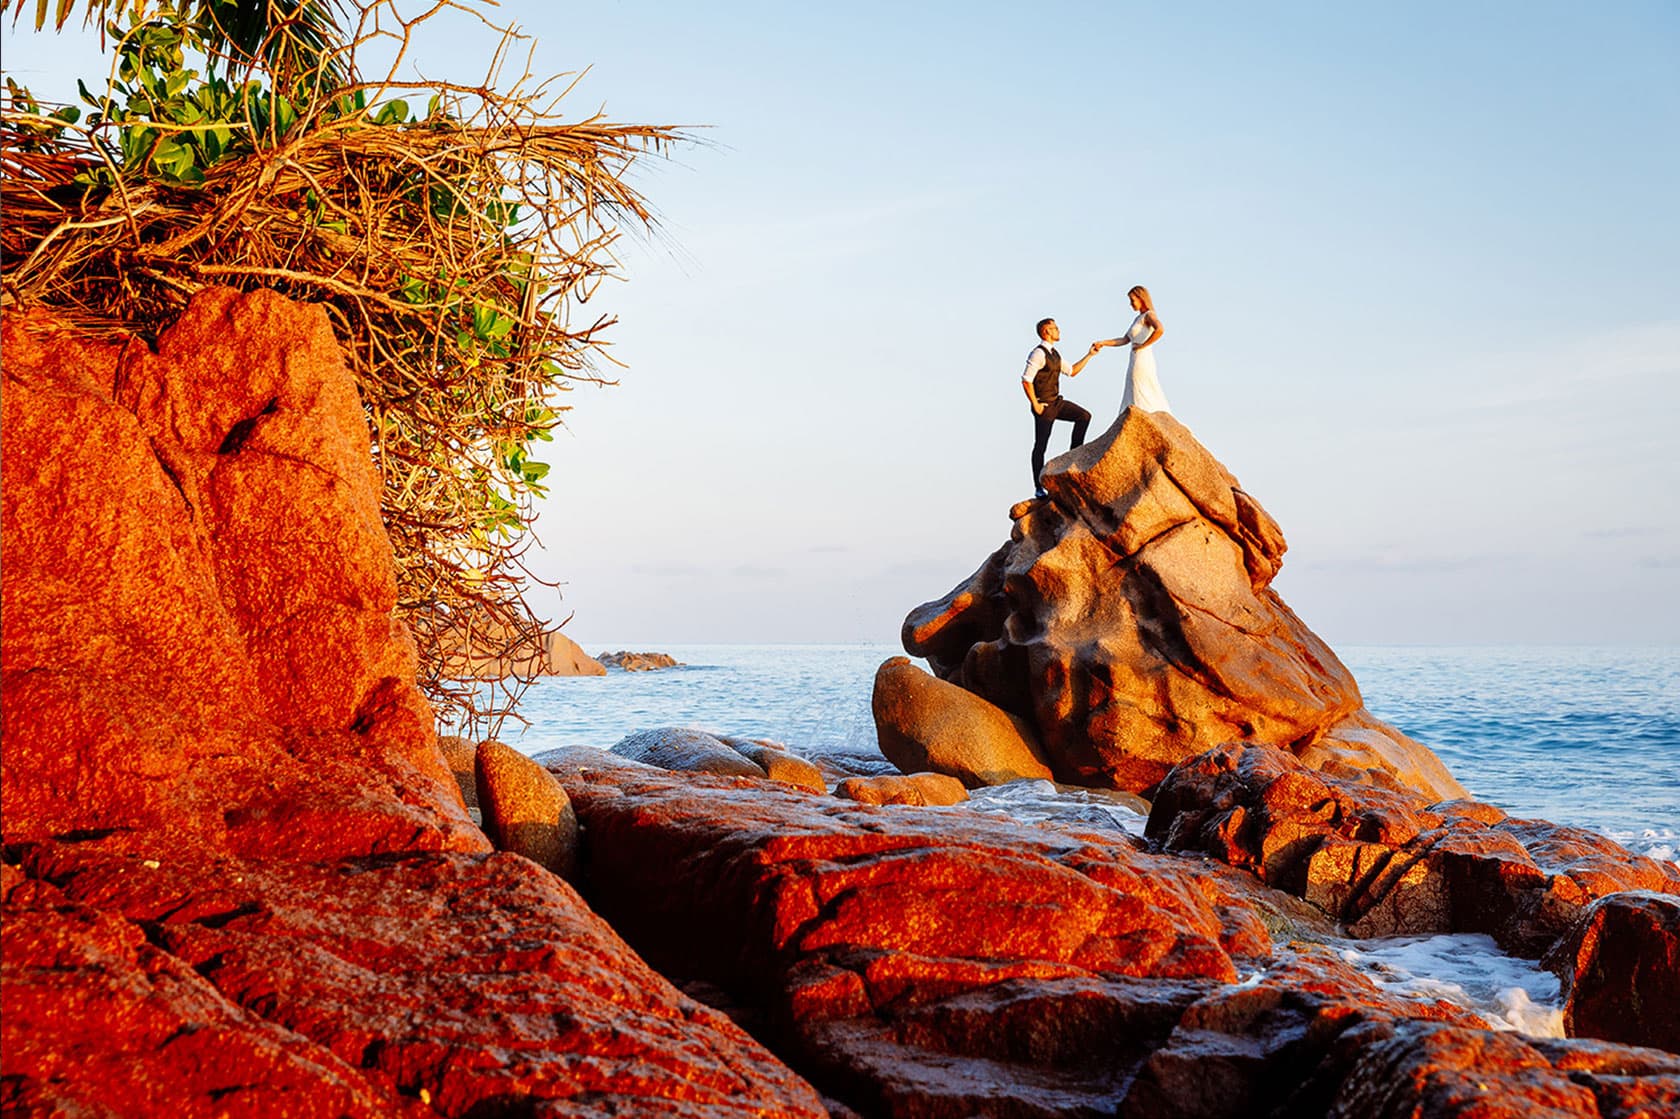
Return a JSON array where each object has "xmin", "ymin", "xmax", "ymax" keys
[{"xmin": 1, "ymin": 0, "xmax": 684, "ymax": 732}]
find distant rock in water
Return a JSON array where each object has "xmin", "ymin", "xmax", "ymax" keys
[
  {"xmin": 598, "ymin": 650, "xmax": 682, "ymax": 671},
  {"xmin": 901, "ymin": 408, "xmax": 1465, "ymax": 800},
  {"xmin": 441, "ymin": 619, "xmax": 606, "ymax": 679}
]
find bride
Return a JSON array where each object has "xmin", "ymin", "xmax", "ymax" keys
[{"xmin": 1097, "ymin": 285, "xmax": 1170, "ymax": 414}]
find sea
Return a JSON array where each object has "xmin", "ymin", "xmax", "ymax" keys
[{"xmin": 479, "ymin": 643, "xmax": 1680, "ymax": 1038}]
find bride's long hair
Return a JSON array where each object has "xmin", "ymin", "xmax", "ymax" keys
[{"xmin": 1128, "ymin": 285, "xmax": 1154, "ymax": 311}]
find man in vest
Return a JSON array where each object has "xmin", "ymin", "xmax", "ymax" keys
[{"xmin": 1023, "ymin": 317, "xmax": 1101, "ymax": 498}]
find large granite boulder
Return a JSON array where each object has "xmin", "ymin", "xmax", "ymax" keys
[
  {"xmin": 872, "ymin": 655, "xmax": 1055, "ymax": 787},
  {"xmin": 903, "ymin": 408, "xmax": 1464, "ymax": 800},
  {"xmin": 0, "ymin": 294, "xmax": 825, "ymax": 1116}
]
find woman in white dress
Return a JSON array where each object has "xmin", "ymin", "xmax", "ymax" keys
[{"xmin": 1097, "ymin": 285, "xmax": 1170, "ymax": 414}]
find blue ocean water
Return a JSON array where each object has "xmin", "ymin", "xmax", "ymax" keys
[{"xmin": 493, "ymin": 643, "xmax": 1679, "ymax": 864}]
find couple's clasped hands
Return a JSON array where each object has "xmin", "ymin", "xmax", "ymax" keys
[{"xmin": 1089, "ymin": 338, "xmax": 1125, "ymax": 353}]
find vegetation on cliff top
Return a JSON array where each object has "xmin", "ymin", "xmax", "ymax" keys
[{"xmin": 2, "ymin": 0, "xmax": 681, "ymax": 728}]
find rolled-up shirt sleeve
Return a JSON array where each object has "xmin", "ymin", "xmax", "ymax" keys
[{"xmin": 1021, "ymin": 347, "xmax": 1046, "ymax": 384}]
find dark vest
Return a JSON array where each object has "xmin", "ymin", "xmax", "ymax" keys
[{"xmin": 1031, "ymin": 345, "xmax": 1064, "ymax": 403}]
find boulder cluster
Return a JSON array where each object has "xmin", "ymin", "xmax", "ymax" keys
[
  {"xmin": 888, "ymin": 409, "xmax": 1463, "ymax": 802},
  {"xmin": 3, "ymin": 292, "xmax": 1675, "ymax": 1118}
]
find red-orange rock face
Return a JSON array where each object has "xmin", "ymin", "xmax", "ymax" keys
[
  {"xmin": 1320, "ymin": 1020, "xmax": 1680, "ymax": 1119},
  {"xmin": 2, "ymin": 291, "xmax": 473, "ymax": 856},
  {"xmin": 549, "ymin": 756, "xmax": 1680, "ymax": 1117},
  {"xmin": 1149, "ymin": 743, "xmax": 1680, "ymax": 960},
  {"xmin": 901, "ymin": 409, "xmax": 1464, "ymax": 801},
  {"xmin": 1547, "ymin": 891, "xmax": 1680, "ymax": 1055},
  {"xmin": 1, "ymin": 294, "xmax": 826, "ymax": 1117},
  {"xmin": 3, "ymin": 844, "xmax": 825, "ymax": 1116}
]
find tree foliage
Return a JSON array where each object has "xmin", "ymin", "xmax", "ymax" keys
[{"xmin": 2, "ymin": 0, "xmax": 682, "ymax": 730}]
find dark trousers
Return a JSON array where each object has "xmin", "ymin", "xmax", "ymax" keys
[{"xmin": 1031, "ymin": 397, "xmax": 1091, "ymax": 486}]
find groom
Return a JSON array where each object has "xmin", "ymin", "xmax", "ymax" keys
[{"xmin": 1022, "ymin": 317, "xmax": 1100, "ymax": 498}]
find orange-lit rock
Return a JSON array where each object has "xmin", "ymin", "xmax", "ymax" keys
[
  {"xmin": 1546, "ymin": 891, "xmax": 1680, "ymax": 1055},
  {"xmin": 1148, "ymin": 742, "xmax": 1680, "ymax": 956},
  {"xmin": 1321, "ymin": 1020, "xmax": 1680, "ymax": 1119},
  {"xmin": 903, "ymin": 408, "xmax": 1464, "ymax": 801},
  {"xmin": 833, "ymin": 772, "xmax": 971, "ymax": 806},
  {"xmin": 547, "ymin": 757, "xmax": 1680, "ymax": 1117},
  {"xmin": 1, "ymin": 292, "xmax": 473, "ymax": 856},
  {"xmin": 872, "ymin": 655, "xmax": 1055, "ymax": 787},
  {"xmin": 476, "ymin": 738, "xmax": 578, "ymax": 879},
  {"xmin": 0, "ymin": 294, "xmax": 826, "ymax": 1117}
]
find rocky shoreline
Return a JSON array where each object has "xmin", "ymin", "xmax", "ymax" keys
[{"xmin": 3, "ymin": 291, "xmax": 1676, "ymax": 1117}]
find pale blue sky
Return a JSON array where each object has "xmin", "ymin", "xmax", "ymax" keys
[{"xmin": 6, "ymin": 3, "xmax": 1677, "ymax": 645}]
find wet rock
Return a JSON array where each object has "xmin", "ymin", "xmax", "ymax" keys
[
  {"xmin": 834, "ymin": 772, "xmax": 971, "ymax": 806},
  {"xmin": 543, "ymin": 761, "xmax": 1303, "ymax": 1114},
  {"xmin": 1321, "ymin": 1020, "xmax": 1680, "ymax": 1119},
  {"xmin": 598, "ymin": 650, "xmax": 681, "ymax": 671},
  {"xmin": 1148, "ymin": 742, "xmax": 1680, "ymax": 956},
  {"xmin": 872, "ymin": 655, "xmax": 1055, "ymax": 787},
  {"xmin": 902, "ymin": 408, "xmax": 1464, "ymax": 801},
  {"xmin": 544, "ymin": 761, "xmax": 1680, "ymax": 1118},
  {"xmin": 1547, "ymin": 891, "xmax": 1680, "ymax": 1054},
  {"xmin": 611, "ymin": 726, "xmax": 771, "ymax": 780},
  {"xmin": 722, "ymin": 735, "xmax": 828, "ymax": 792},
  {"xmin": 476, "ymin": 739, "xmax": 578, "ymax": 879}
]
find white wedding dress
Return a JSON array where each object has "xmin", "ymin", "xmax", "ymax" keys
[{"xmin": 1118, "ymin": 312, "xmax": 1171, "ymax": 414}]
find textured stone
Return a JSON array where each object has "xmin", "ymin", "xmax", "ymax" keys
[
  {"xmin": 611, "ymin": 726, "xmax": 769, "ymax": 779},
  {"xmin": 542, "ymin": 759, "xmax": 1680, "ymax": 1118},
  {"xmin": 1322, "ymin": 1020, "xmax": 1680, "ymax": 1119},
  {"xmin": 436, "ymin": 735, "xmax": 478, "ymax": 811},
  {"xmin": 1148, "ymin": 742, "xmax": 1680, "ymax": 956},
  {"xmin": 1547, "ymin": 891, "xmax": 1680, "ymax": 1055},
  {"xmin": 872, "ymin": 655, "xmax": 1055, "ymax": 787},
  {"xmin": 0, "ymin": 294, "xmax": 825, "ymax": 1117},
  {"xmin": 834, "ymin": 772, "xmax": 971, "ymax": 806},
  {"xmin": 1, "ymin": 291, "xmax": 475, "ymax": 857},
  {"xmin": 4, "ymin": 843, "xmax": 827, "ymax": 1117},
  {"xmin": 476, "ymin": 739, "xmax": 578, "ymax": 879},
  {"xmin": 903, "ymin": 408, "xmax": 1465, "ymax": 801},
  {"xmin": 722, "ymin": 736, "xmax": 828, "ymax": 792}
]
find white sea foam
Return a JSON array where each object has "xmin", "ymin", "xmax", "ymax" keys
[
  {"xmin": 1606, "ymin": 827, "xmax": 1679, "ymax": 866},
  {"xmin": 964, "ymin": 779, "xmax": 1151, "ymax": 838},
  {"xmin": 1333, "ymin": 933, "xmax": 1565, "ymax": 1038}
]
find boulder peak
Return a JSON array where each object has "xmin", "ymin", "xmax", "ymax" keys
[{"xmin": 903, "ymin": 408, "xmax": 1464, "ymax": 800}]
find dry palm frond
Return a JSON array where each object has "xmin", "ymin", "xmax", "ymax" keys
[{"xmin": 2, "ymin": 0, "xmax": 685, "ymax": 733}]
